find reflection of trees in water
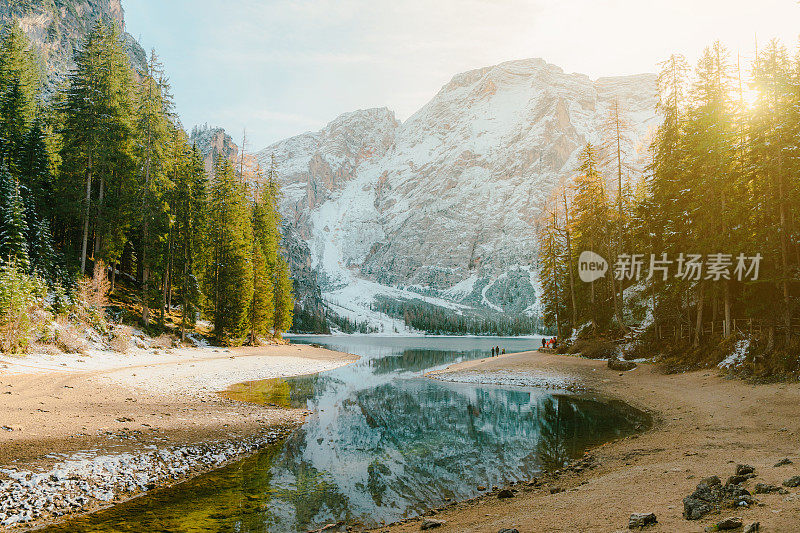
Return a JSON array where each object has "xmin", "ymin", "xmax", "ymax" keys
[
  {"xmin": 40, "ymin": 444, "xmax": 284, "ymax": 533},
  {"xmin": 368, "ymin": 348, "xmax": 485, "ymax": 374},
  {"xmin": 535, "ymin": 396, "xmax": 652, "ymax": 471},
  {"xmin": 224, "ymin": 375, "xmax": 323, "ymax": 409}
]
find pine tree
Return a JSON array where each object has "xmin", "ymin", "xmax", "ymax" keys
[
  {"xmin": 0, "ymin": 164, "xmax": 29, "ymax": 267},
  {"xmin": 248, "ymin": 167, "xmax": 275, "ymax": 343},
  {"xmin": 0, "ymin": 23, "xmax": 39, "ymax": 167},
  {"xmin": 204, "ymin": 156, "xmax": 253, "ymax": 344},
  {"xmin": 570, "ymin": 143, "xmax": 613, "ymax": 332},
  {"xmin": 29, "ymin": 217, "xmax": 57, "ymax": 279},
  {"xmin": 59, "ymin": 21, "xmax": 136, "ymax": 275},
  {"xmin": 17, "ymin": 120, "xmax": 53, "ymax": 224},
  {"xmin": 136, "ymin": 49, "xmax": 173, "ymax": 326},
  {"xmin": 684, "ymin": 42, "xmax": 740, "ymax": 341},
  {"xmin": 748, "ymin": 39, "xmax": 798, "ymax": 344},
  {"xmin": 262, "ymin": 155, "xmax": 293, "ymax": 336},
  {"xmin": 536, "ymin": 197, "xmax": 566, "ymax": 337},
  {"xmin": 173, "ymin": 142, "xmax": 206, "ymax": 340}
]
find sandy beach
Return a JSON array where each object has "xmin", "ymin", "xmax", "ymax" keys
[
  {"xmin": 0, "ymin": 343, "xmax": 356, "ymax": 529},
  {"xmin": 381, "ymin": 350, "xmax": 800, "ymax": 533}
]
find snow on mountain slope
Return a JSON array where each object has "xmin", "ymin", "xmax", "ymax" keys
[{"xmin": 257, "ymin": 58, "xmax": 658, "ymax": 327}]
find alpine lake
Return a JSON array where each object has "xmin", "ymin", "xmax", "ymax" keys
[{"xmin": 43, "ymin": 335, "xmax": 650, "ymax": 532}]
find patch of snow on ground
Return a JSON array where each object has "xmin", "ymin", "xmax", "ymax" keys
[{"xmin": 718, "ymin": 339, "xmax": 750, "ymax": 369}]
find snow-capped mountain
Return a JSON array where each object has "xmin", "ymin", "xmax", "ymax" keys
[{"xmin": 257, "ymin": 58, "xmax": 659, "ymax": 328}]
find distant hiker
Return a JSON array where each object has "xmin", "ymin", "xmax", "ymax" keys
[
  {"xmin": 495, "ymin": 346, "xmax": 500, "ymax": 357},
  {"xmin": 490, "ymin": 347, "xmax": 495, "ymax": 357},
  {"xmin": 502, "ymin": 348, "xmax": 505, "ymax": 354},
  {"xmin": 541, "ymin": 338, "xmax": 546, "ymax": 348}
]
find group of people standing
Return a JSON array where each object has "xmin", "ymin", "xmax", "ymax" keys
[
  {"xmin": 490, "ymin": 346, "xmax": 505, "ymax": 357},
  {"xmin": 541, "ymin": 337, "xmax": 558, "ymax": 349}
]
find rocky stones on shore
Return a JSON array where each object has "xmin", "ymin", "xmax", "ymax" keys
[
  {"xmin": 420, "ymin": 518, "xmax": 445, "ymax": 530},
  {"xmin": 753, "ymin": 482, "xmax": 782, "ymax": 494},
  {"xmin": 773, "ymin": 458, "xmax": 793, "ymax": 467},
  {"xmin": 682, "ymin": 475, "xmax": 753, "ymax": 520},
  {"xmin": 497, "ymin": 489, "xmax": 514, "ymax": 499},
  {"xmin": 705, "ymin": 516, "xmax": 742, "ymax": 531},
  {"xmin": 736, "ymin": 464, "xmax": 755, "ymax": 476},
  {"xmin": 0, "ymin": 428, "xmax": 292, "ymax": 528},
  {"xmin": 782, "ymin": 475, "xmax": 800, "ymax": 487},
  {"xmin": 743, "ymin": 522, "xmax": 760, "ymax": 532},
  {"xmin": 497, "ymin": 529, "xmax": 519, "ymax": 533},
  {"xmin": 627, "ymin": 512, "xmax": 657, "ymax": 528}
]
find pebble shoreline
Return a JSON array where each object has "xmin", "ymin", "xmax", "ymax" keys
[{"xmin": 0, "ymin": 426, "xmax": 295, "ymax": 529}]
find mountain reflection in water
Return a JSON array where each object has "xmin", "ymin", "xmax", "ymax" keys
[{"xmin": 45, "ymin": 336, "xmax": 649, "ymax": 533}]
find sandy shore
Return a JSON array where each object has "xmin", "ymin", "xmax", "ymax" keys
[
  {"xmin": 382, "ymin": 350, "xmax": 800, "ymax": 533},
  {"xmin": 0, "ymin": 343, "xmax": 356, "ymax": 529}
]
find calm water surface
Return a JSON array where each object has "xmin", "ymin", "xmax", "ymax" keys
[{"xmin": 47, "ymin": 336, "xmax": 649, "ymax": 532}]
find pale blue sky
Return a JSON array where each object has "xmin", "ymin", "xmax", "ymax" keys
[{"xmin": 123, "ymin": 0, "xmax": 800, "ymax": 150}]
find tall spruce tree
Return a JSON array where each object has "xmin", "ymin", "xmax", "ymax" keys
[
  {"xmin": 204, "ymin": 156, "xmax": 253, "ymax": 344},
  {"xmin": 59, "ymin": 21, "xmax": 136, "ymax": 275},
  {"xmin": 0, "ymin": 23, "xmax": 39, "ymax": 168},
  {"xmin": 136, "ymin": 50, "xmax": 173, "ymax": 326},
  {"xmin": 0, "ymin": 164, "xmax": 28, "ymax": 267}
]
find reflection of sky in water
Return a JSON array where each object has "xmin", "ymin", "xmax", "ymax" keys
[{"xmin": 47, "ymin": 336, "xmax": 649, "ymax": 533}]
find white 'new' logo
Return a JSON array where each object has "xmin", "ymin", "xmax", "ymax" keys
[{"xmin": 578, "ymin": 251, "xmax": 608, "ymax": 282}]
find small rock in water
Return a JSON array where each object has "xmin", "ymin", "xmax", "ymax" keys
[
  {"xmin": 736, "ymin": 464, "xmax": 755, "ymax": 476},
  {"xmin": 420, "ymin": 518, "xmax": 445, "ymax": 530},
  {"xmin": 477, "ymin": 485, "xmax": 487, "ymax": 491},
  {"xmin": 743, "ymin": 522, "xmax": 760, "ymax": 533},
  {"xmin": 774, "ymin": 458, "xmax": 793, "ymax": 467},
  {"xmin": 628, "ymin": 512, "xmax": 657, "ymax": 528},
  {"xmin": 497, "ymin": 489, "xmax": 514, "ymax": 499},
  {"xmin": 782, "ymin": 476, "xmax": 800, "ymax": 487},
  {"xmin": 713, "ymin": 516, "xmax": 743, "ymax": 530}
]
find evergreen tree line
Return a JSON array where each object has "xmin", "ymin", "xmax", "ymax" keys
[
  {"xmin": 372, "ymin": 297, "xmax": 544, "ymax": 336},
  {"xmin": 0, "ymin": 21, "xmax": 293, "ymax": 346},
  {"xmin": 537, "ymin": 39, "xmax": 800, "ymax": 355}
]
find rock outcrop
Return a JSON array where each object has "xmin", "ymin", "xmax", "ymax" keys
[{"xmin": 0, "ymin": 0, "xmax": 146, "ymax": 90}]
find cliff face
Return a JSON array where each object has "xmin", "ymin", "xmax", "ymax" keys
[
  {"xmin": 189, "ymin": 125, "xmax": 242, "ymax": 175},
  {"xmin": 256, "ymin": 58, "xmax": 659, "ymax": 327},
  {"xmin": 0, "ymin": 0, "xmax": 146, "ymax": 88}
]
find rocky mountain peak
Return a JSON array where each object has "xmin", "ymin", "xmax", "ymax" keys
[
  {"xmin": 0, "ymin": 0, "xmax": 146, "ymax": 88},
  {"xmin": 255, "ymin": 57, "xmax": 660, "ymax": 327}
]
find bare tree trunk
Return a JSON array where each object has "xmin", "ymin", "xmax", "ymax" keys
[
  {"xmin": 612, "ymin": 98, "xmax": 626, "ymax": 330},
  {"xmin": 93, "ymin": 172, "xmax": 104, "ymax": 259},
  {"xmin": 724, "ymin": 281, "xmax": 732, "ymax": 337},
  {"xmin": 563, "ymin": 192, "xmax": 578, "ymax": 334},
  {"xmin": 694, "ymin": 281, "xmax": 705, "ymax": 347},
  {"xmin": 80, "ymin": 161, "xmax": 92, "ymax": 274}
]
